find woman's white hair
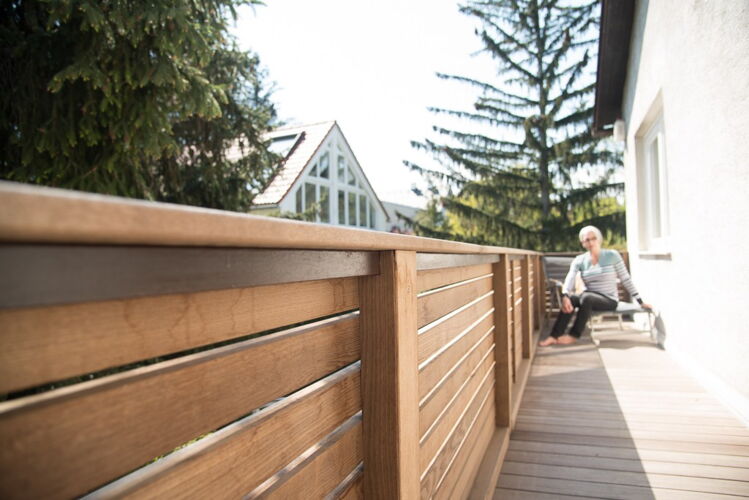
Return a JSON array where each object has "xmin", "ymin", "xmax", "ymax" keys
[{"xmin": 578, "ymin": 225, "xmax": 603, "ymax": 243}]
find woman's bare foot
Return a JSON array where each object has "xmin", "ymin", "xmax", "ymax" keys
[
  {"xmin": 538, "ymin": 336, "xmax": 557, "ymax": 346},
  {"xmin": 556, "ymin": 334, "xmax": 578, "ymax": 345}
]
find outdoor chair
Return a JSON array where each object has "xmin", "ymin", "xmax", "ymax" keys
[
  {"xmin": 541, "ymin": 255, "xmax": 576, "ymax": 313},
  {"xmin": 588, "ymin": 302, "xmax": 658, "ymax": 346},
  {"xmin": 541, "ymin": 255, "xmax": 659, "ymax": 345}
]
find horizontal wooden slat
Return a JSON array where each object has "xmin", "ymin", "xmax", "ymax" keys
[
  {"xmin": 0, "ymin": 315, "xmax": 360, "ymax": 500},
  {"xmin": 325, "ymin": 464, "xmax": 363, "ymax": 500},
  {"xmin": 417, "ymin": 275, "xmax": 493, "ymax": 328},
  {"xmin": 417, "ymin": 292, "xmax": 493, "ymax": 365},
  {"xmin": 420, "ymin": 346, "xmax": 495, "ymax": 438},
  {"xmin": 0, "ymin": 181, "xmax": 540, "ymax": 256},
  {"xmin": 416, "ymin": 253, "xmax": 499, "ymax": 271},
  {"xmin": 251, "ymin": 414, "xmax": 363, "ymax": 499},
  {"xmin": 419, "ymin": 315, "xmax": 494, "ymax": 402},
  {"xmin": 0, "ymin": 276, "xmax": 359, "ymax": 393},
  {"xmin": 420, "ymin": 357, "xmax": 495, "ymax": 473},
  {"xmin": 0, "ymin": 245, "xmax": 378, "ymax": 309},
  {"xmin": 420, "ymin": 376, "xmax": 494, "ymax": 498},
  {"xmin": 86, "ymin": 363, "xmax": 362, "ymax": 499},
  {"xmin": 437, "ymin": 389, "xmax": 495, "ymax": 500},
  {"xmin": 416, "ymin": 263, "xmax": 492, "ymax": 293}
]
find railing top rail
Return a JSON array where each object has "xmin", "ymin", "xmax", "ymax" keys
[{"xmin": 0, "ymin": 181, "xmax": 541, "ymax": 255}]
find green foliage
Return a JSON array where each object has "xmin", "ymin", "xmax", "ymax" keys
[
  {"xmin": 407, "ymin": 0, "xmax": 625, "ymax": 250},
  {"xmin": 1, "ymin": 0, "xmax": 278, "ymax": 211}
]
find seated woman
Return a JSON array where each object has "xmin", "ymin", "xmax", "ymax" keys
[{"xmin": 539, "ymin": 225, "xmax": 652, "ymax": 346}]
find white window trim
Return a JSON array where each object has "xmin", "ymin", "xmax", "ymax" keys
[{"xmin": 636, "ymin": 113, "xmax": 670, "ymax": 253}]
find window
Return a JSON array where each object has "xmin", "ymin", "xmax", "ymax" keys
[
  {"xmin": 295, "ymin": 186, "xmax": 302, "ymax": 213},
  {"xmin": 337, "ymin": 155, "xmax": 346, "ymax": 182},
  {"xmin": 636, "ymin": 114, "xmax": 670, "ymax": 251},
  {"xmin": 359, "ymin": 194, "xmax": 367, "ymax": 227},
  {"xmin": 348, "ymin": 192, "xmax": 357, "ymax": 226},
  {"xmin": 338, "ymin": 190, "xmax": 345, "ymax": 225},
  {"xmin": 348, "ymin": 166, "xmax": 356, "ymax": 186},
  {"xmin": 369, "ymin": 202, "xmax": 375, "ymax": 229},
  {"xmin": 319, "ymin": 153, "xmax": 329, "ymax": 179},
  {"xmin": 305, "ymin": 182, "xmax": 316, "ymax": 212},
  {"xmin": 309, "ymin": 163, "xmax": 317, "ymax": 177},
  {"xmin": 320, "ymin": 186, "xmax": 330, "ymax": 222}
]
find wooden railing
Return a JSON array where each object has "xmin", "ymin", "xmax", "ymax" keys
[{"xmin": 0, "ymin": 182, "xmax": 546, "ymax": 499}]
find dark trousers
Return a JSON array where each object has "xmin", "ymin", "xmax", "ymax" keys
[{"xmin": 551, "ymin": 292, "xmax": 618, "ymax": 338}]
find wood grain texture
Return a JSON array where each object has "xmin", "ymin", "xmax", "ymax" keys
[
  {"xmin": 438, "ymin": 393, "xmax": 495, "ymax": 500},
  {"xmin": 0, "ymin": 316, "xmax": 360, "ymax": 500},
  {"xmin": 520, "ymin": 257, "xmax": 533, "ymax": 359},
  {"xmin": 492, "ymin": 258, "xmax": 513, "ymax": 428},
  {"xmin": 467, "ymin": 428, "xmax": 511, "ymax": 500},
  {"xmin": 416, "ymin": 264, "xmax": 492, "ymax": 293},
  {"xmin": 0, "ymin": 181, "xmax": 540, "ymax": 256},
  {"xmin": 420, "ymin": 378, "xmax": 494, "ymax": 499},
  {"xmin": 359, "ymin": 251, "xmax": 420, "ymax": 499},
  {"xmin": 418, "ymin": 293, "xmax": 493, "ymax": 365},
  {"xmin": 417, "ymin": 275, "xmax": 493, "ymax": 328},
  {"xmin": 0, "ymin": 245, "xmax": 377, "ymax": 309},
  {"xmin": 0, "ymin": 277, "xmax": 358, "ymax": 394},
  {"xmin": 496, "ymin": 328, "xmax": 749, "ymax": 499},
  {"xmin": 420, "ymin": 343, "xmax": 494, "ymax": 438},
  {"xmin": 419, "ymin": 317, "xmax": 494, "ymax": 402},
  {"xmin": 326, "ymin": 463, "xmax": 363, "ymax": 500},
  {"xmin": 252, "ymin": 414, "xmax": 363, "ymax": 499},
  {"xmin": 420, "ymin": 358, "xmax": 495, "ymax": 474},
  {"xmin": 512, "ymin": 261, "xmax": 522, "ymax": 377},
  {"xmin": 85, "ymin": 364, "xmax": 362, "ymax": 500}
]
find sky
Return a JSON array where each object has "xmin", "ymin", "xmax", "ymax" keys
[{"xmin": 233, "ymin": 0, "xmax": 498, "ymax": 208}]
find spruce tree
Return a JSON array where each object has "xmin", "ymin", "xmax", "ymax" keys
[
  {"xmin": 1, "ymin": 0, "xmax": 277, "ymax": 211},
  {"xmin": 407, "ymin": 0, "xmax": 624, "ymax": 250}
]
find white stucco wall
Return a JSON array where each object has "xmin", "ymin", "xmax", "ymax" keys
[{"xmin": 621, "ymin": 0, "xmax": 749, "ymax": 401}]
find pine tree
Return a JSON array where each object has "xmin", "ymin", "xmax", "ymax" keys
[
  {"xmin": 1, "ymin": 0, "xmax": 277, "ymax": 211},
  {"xmin": 407, "ymin": 0, "xmax": 624, "ymax": 250}
]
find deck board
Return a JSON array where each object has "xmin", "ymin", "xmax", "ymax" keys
[{"xmin": 495, "ymin": 325, "xmax": 749, "ymax": 498}]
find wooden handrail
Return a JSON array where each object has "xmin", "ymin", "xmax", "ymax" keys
[
  {"xmin": 0, "ymin": 181, "xmax": 540, "ymax": 255},
  {"xmin": 0, "ymin": 181, "xmax": 546, "ymax": 500}
]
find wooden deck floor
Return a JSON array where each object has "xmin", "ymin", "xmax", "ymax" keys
[{"xmin": 495, "ymin": 324, "xmax": 749, "ymax": 499}]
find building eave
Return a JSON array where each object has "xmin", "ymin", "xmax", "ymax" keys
[{"xmin": 593, "ymin": 0, "xmax": 636, "ymax": 137}]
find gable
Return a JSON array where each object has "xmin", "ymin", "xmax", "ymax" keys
[
  {"xmin": 253, "ymin": 121, "xmax": 336, "ymax": 206},
  {"xmin": 282, "ymin": 124, "xmax": 390, "ymax": 228}
]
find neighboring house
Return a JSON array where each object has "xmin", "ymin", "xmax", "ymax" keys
[
  {"xmin": 594, "ymin": 0, "xmax": 749, "ymax": 417},
  {"xmin": 250, "ymin": 121, "xmax": 390, "ymax": 231},
  {"xmin": 382, "ymin": 201, "xmax": 422, "ymax": 235}
]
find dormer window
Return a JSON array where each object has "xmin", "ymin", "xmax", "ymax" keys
[
  {"xmin": 347, "ymin": 166, "xmax": 356, "ymax": 186},
  {"xmin": 319, "ymin": 152, "xmax": 330, "ymax": 179},
  {"xmin": 337, "ymin": 155, "xmax": 346, "ymax": 182}
]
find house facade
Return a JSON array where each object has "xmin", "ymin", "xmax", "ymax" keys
[
  {"xmin": 251, "ymin": 121, "xmax": 390, "ymax": 231},
  {"xmin": 595, "ymin": 0, "xmax": 749, "ymax": 416}
]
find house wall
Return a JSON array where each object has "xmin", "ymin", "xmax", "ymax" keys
[
  {"xmin": 280, "ymin": 126, "xmax": 389, "ymax": 231},
  {"xmin": 621, "ymin": 0, "xmax": 749, "ymax": 404}
]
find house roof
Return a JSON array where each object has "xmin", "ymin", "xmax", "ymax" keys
[
  {"xmin": 593, "ymin": 0, "xmax": 636, "ymax": 136},
  {"xmin": 252, "ymin": 121, "xmax": 336, "ymax": 206},
  {"xmin": 252, "ymin": 122, "xmax": 390, "ymax": 222}
]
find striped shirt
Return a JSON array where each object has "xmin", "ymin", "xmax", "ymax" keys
[{"xmin": 562, "ymin": 249, "xmax": 642, "ymax": 303}]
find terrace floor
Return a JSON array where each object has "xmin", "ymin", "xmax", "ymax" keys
[{"xmin": 495, "ymin": 321, "xmax": 749, "ymax": 499}]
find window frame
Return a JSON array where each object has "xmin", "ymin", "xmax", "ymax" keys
[{"xmin": 636, "ymin": 114, "xmax": 670, "ymax": 252}]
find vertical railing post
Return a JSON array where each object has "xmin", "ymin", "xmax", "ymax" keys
[
  {"xmin": 492, "ymin": 255, "xmax": 513, "ymax": 428},
  {"xmin": 359, "ymin": 250, "xmax": 420, "ymax": 499},
  {"xmin": 537, "ymin": 254, "xmax": 548, "ymax": 321},
  {"xmin": 534, "ymin": 255, "xmax": 544, "ymax": 328},
  {"xmin": 521, "ymin": 255, "xmax": 534, "ymax": 359}
]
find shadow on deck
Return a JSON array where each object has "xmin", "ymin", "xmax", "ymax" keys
[{"xmin": 495, "ymin": 321, "xmax": 749, "ymax": 499}]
